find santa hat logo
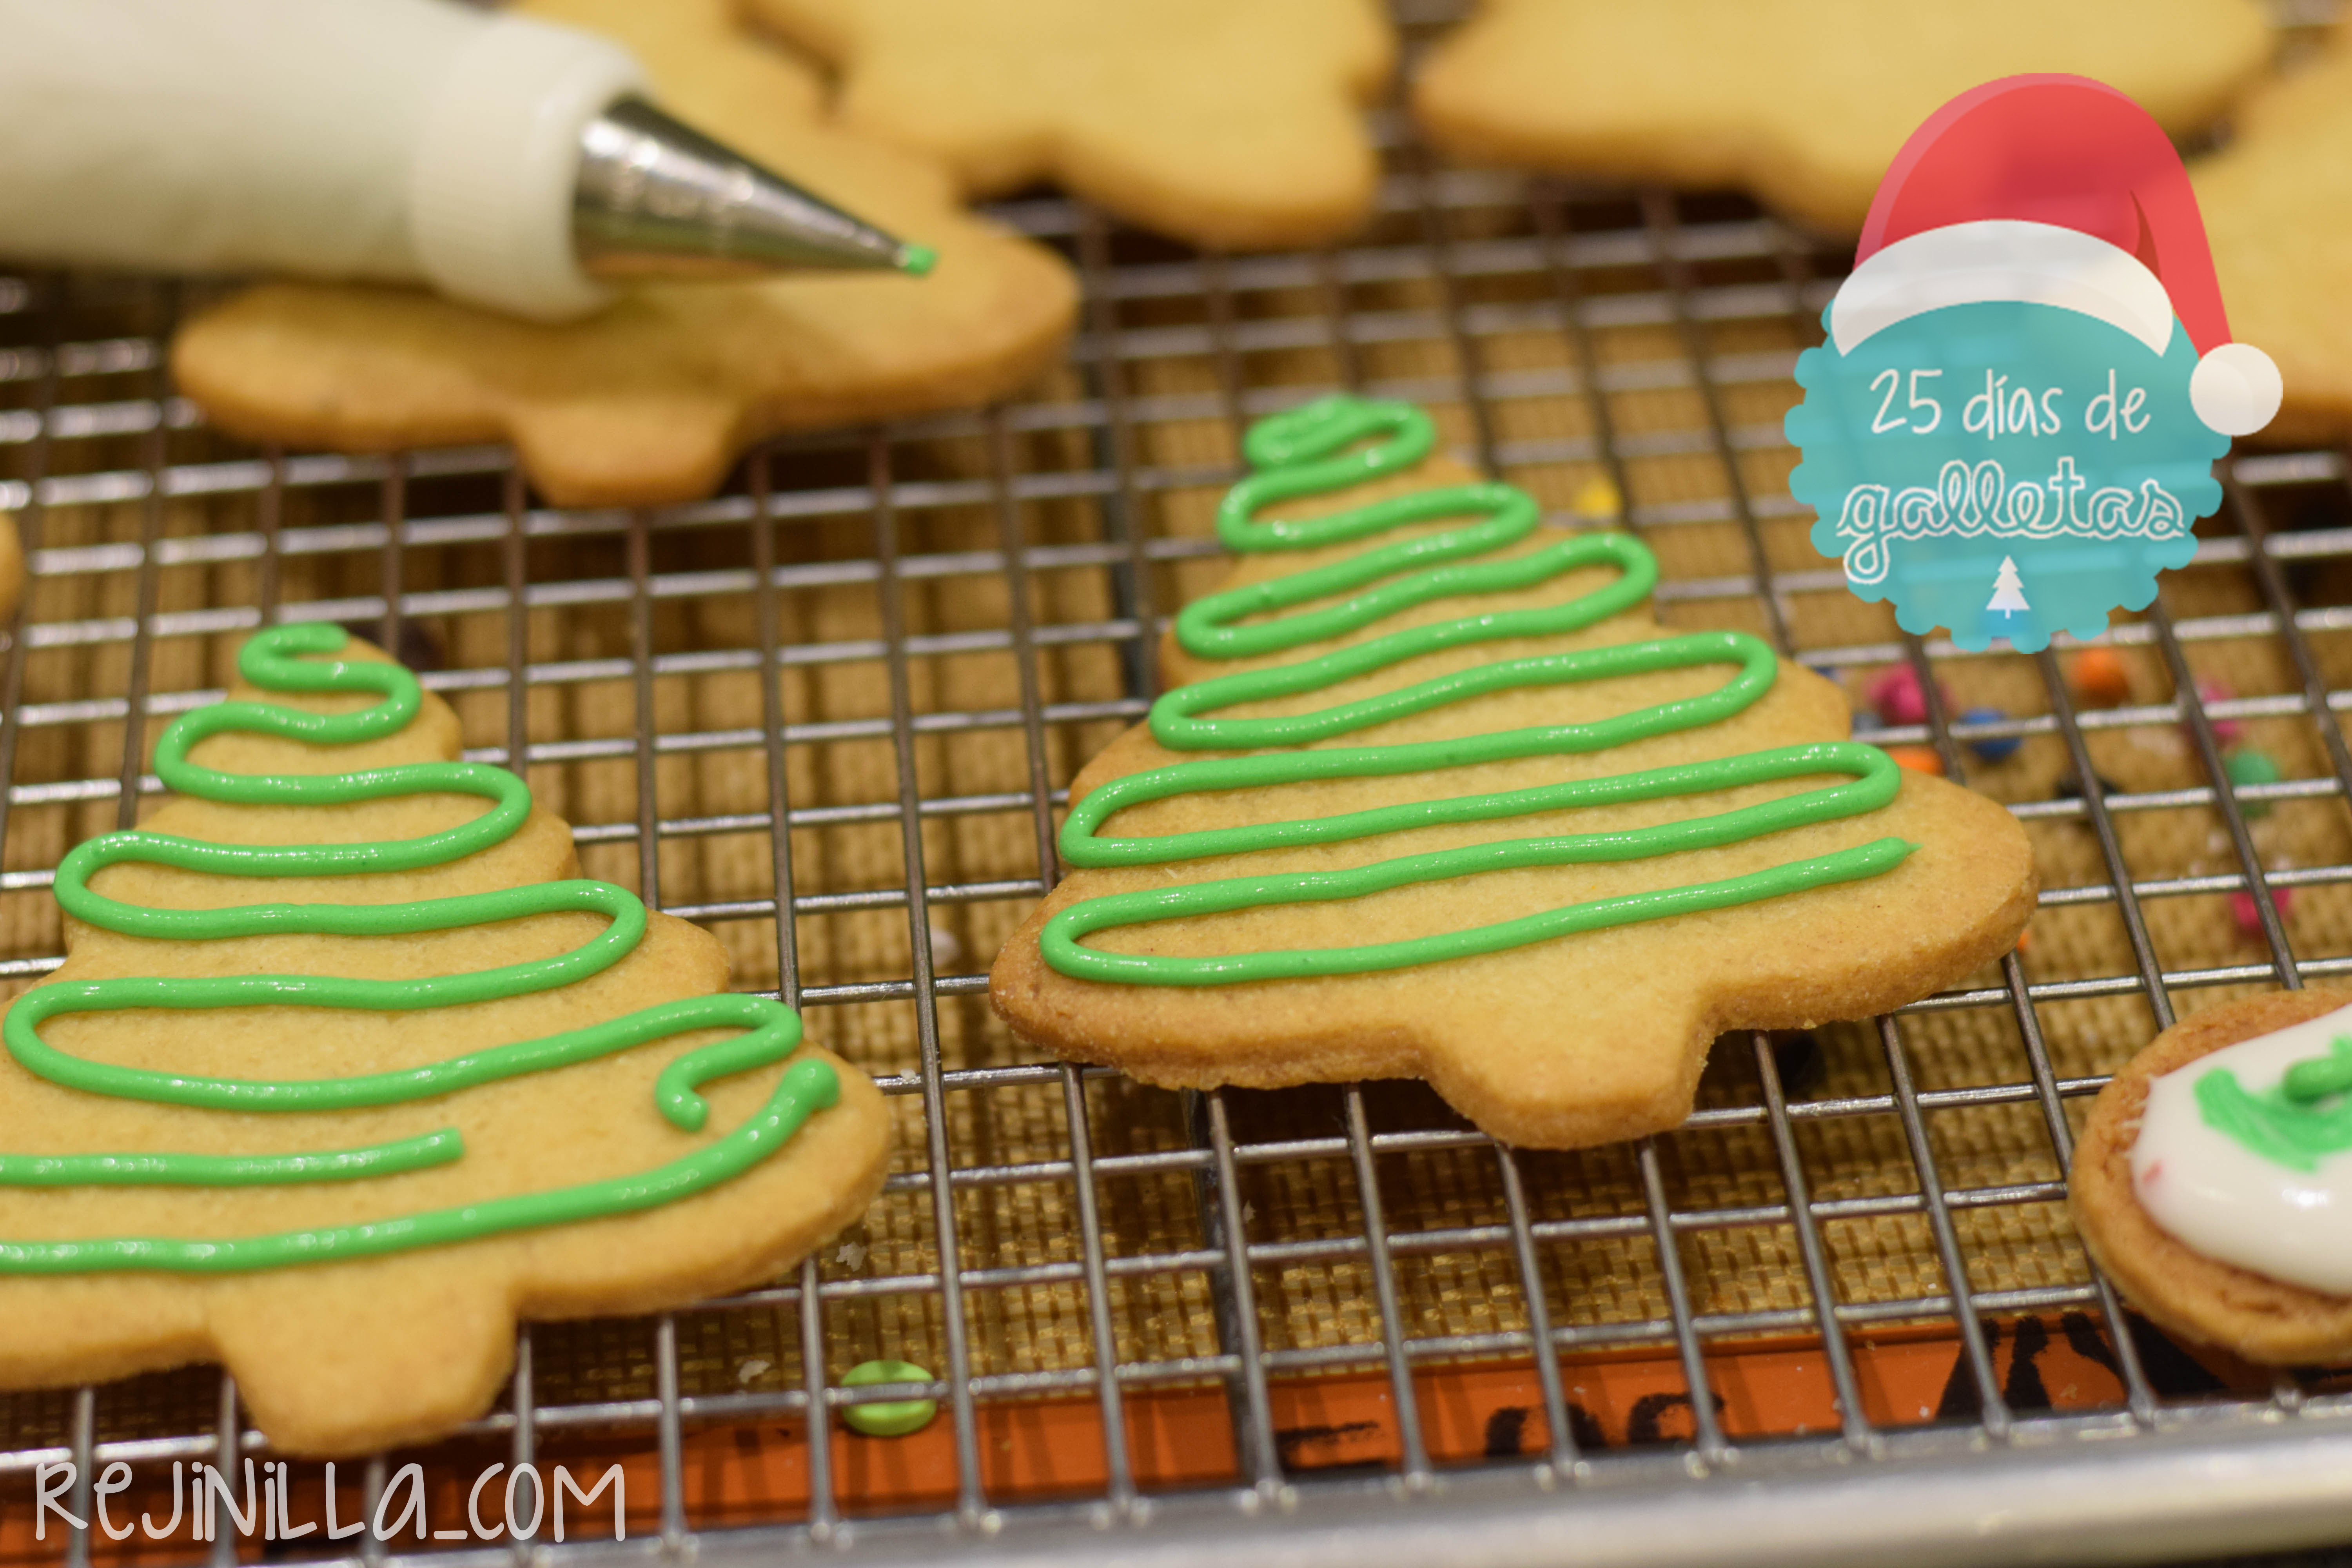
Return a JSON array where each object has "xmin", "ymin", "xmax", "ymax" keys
[{"xmin": 1832, "ymin": 74, "xmax": 2279, "ymax": 438}]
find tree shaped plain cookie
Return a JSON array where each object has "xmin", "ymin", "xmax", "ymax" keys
[
  {"xmin": 0, "ymin": 626, "xmax": 889, "ymax": 1455},
  {"xmin": 170, "ymin": 0, "xmax": 1077, "ymax": 508},
  {"xmin": 990, "ymin": 398, "xmax": 2034, "ymax": 1149},
  {"xmin": 1412, "ymin": 0, "xmax": 2272, "ymax": 236},
  {"xmin": 740, "ymin": 0, "xmax": 1395, "ymax": 250},
  {"xmin": 2199, "ymin": 40, "xmax": 2352, "ymax": 446}
]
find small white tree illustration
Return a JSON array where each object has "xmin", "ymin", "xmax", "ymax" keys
[{"xmin": 1987, "ymin": 556, "xmax": 2030, "ymax": 616}]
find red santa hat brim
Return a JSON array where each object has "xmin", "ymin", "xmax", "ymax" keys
[
  {"xmin": 1830, "ymin": 219, "xmax": 2173, "ymax": 357},
  {"xmin": 1849, "ymin": 76, "xmax": 2281, "ymax": 437},
  {"xmin": 1831, "ymin": 217, "xmax": 2279, "ymax": 434}
]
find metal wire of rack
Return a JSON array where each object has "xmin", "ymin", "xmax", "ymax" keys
[{"xmin": 7, "ymin": 5, "xmax": 2352, "ymax": 1566}]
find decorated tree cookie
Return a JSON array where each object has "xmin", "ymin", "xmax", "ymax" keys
[
  {"xmin": 0, "ymin": 626, "xmax": 889, "ymax": 1455},
  {"xmin": 991, "ymin": 396, "xmax": 2035, "ymax": 1149}
]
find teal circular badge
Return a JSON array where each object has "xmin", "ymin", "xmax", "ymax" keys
[{"xmin": 1787, "ymin": 300, "xmax": 2225, "ymax": 652}]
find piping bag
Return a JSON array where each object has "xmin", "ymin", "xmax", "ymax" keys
[{"xmin": 0, "ymin": 0, "xmax": 935, "ymax": 322}]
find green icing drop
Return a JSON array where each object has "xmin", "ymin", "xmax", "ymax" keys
[
  {"xmin": 1040, "ymin": 396, "xmax": 1916, "ymax": 987},
  {"xmin": 0, "ymin": 622, "xmax": 836, "ymax": 1273},
  {"xmin": 840, "ymin": 1358, "xmax": 939, "ymax": 1437}
]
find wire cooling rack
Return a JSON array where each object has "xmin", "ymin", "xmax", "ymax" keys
[{"xmin": 9, "ymin": 5, "xmax": 2352, "ymax": 1566}]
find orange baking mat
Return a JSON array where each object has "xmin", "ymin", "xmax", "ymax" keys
[{"xmin": 4, "ymin": 1309, "xmax": 2312, "ymax": 1563}]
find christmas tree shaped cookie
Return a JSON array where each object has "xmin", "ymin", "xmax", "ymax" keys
[
  {"xmin": 991, "ymin": 397, "xmax": 2034, "ymax": 1149},
  {"xmin": 0, "ymin": 626, "xmax": 889, "ymax": 1455},
  {"xmin": 2200, "ymin": 35, "xmax": 2352, "ymax": 446},
  {"xmin": 741, "ymin": 0, "xmax": 1395, "ymax": 249},
  {"xmin": 1411, "ymin": 0, "xmax": 2269, "ymax": 236}
]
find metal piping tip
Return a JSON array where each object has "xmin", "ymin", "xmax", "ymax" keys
[{"xmin": 572, "ymin": 96, "xmax": 930, "ymax": 281}]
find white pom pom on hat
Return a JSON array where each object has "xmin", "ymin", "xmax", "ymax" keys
[
  {"xmin": 2189, "ymin": 341, "xmax": 2283, "ymax": 437},
  {"xmin": 1844, "ymin": 73, "xmax": 2277, "ymax": 439}
]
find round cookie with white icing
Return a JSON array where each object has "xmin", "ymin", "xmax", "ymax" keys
[{"xmin": 2072, "ymin": 989, "xmax": 2352, "ymax": 1366}]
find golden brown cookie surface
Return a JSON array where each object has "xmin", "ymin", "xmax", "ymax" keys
[
  {"xmin": 741, "ymin": 0, "xmax": 1395, "ymax": 249},
  {"xmin": 169, "ymin": 0, "xmax": 1076, "ymax": 508},
  {"xmin": 2071, "ymin": 988, "xmax": 2352, "ymax": 1366},
  {"xmin": 0, "ymin": 511, "xmax": 19, "ymax": 622},
  {"xmin": 990, "ymin": 433, "xmax": 2035, "ymax": 1151},
  {"xmin": 2200, "ymin": 40, "xmax": 2352, "ymax": 448},
  {"xmin": 1413, "ymin": 0, "xmax": 2272, "ymax": 236},
  {"xmin": 0, "ymin": 633, "xmax": 890, "ymax": 1456}
]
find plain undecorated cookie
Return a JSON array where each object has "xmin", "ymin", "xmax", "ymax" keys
[
  {"xmin": 0, "ymin": 635, "xmax": 892, "ymax": 1455},
  {"xmin": 1412, "ymin": 0, "xmax": 2273, "ymax": 236},
  {"xmin": 0, "ymin": 511, "xmax": 19, "ymax": 621},
  {"xmin": 2071, "ymin": 988, "xmax": 2352, "ymax": 1366},
  {"xmin": 740, "ymin": 0, "xmax": 1396, "ymax": 249},
  {"xmin": 990, "ymin": 448, "xmax": 2036, "ymax": 1150},
  {"xmin": 170, "ymin": 0, "xmax": 1077, "ymax": 507},
  {"xmin": 2200, "ymin": 38, "xmax": 2352, "ymax": 448}
]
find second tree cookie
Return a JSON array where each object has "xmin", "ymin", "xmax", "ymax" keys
[{"xmin": 992, "ymin": 396, "xmax": 2034, "ymax": 1149}]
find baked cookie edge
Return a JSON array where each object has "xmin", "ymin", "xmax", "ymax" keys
[{"xmin": 2071, "ymin": 987, "xmax": 2352, "ymax": 1365}]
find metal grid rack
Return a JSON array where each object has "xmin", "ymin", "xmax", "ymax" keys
[{"xmin": 8, "ymin": 4, "xmax": 2352, "ymax": 1564}]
